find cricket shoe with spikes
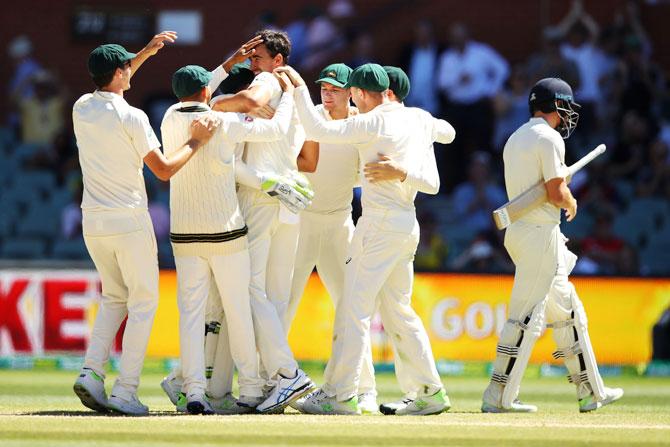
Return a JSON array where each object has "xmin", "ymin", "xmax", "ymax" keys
[
  {"xmin": 299, "ymin": 388, "xmax": 361, "ymax": 415},
  {"xmin": 256, "ymin": 369, "xmax": 314, "ymax": 414},
  {"xmin": 73, "ymin": 368, "xmax": 109, "ymax": 413},
  {"xmin": 209, "ymin": 393, "xmax": 239, "ymax": 415},
  {"xmin": 379, "ymin": 396, "xmax": 414, "ymax": 415},
  {"xmin": 579, "ymin": 387, "xmax": 624, "ymax": 413},
  {"xmin": 160, "ymin": 374, "xmax": 182, "ymax": 406},
  {"xmin": 396, "ymin": 389, "xmax": 451, "ymax": 415},
  {"xmin": 107, "ymin": 394, "xmax": 149, "ymax": 416},
  {"xmin": 186, "ymin": 392, "xmax": 215, "ymax": 415},
  {"xmin": 481, "ymin": 399, "xmax": 538, "ymax": 413},
  {"xmin": 358, "ymin": 392, "xmax": 378, "ymax": 414}
]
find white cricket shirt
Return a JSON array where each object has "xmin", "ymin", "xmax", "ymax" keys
[
  {"xmin": 73, "ymin": 91, "xmax": 160, "ymax": 211},
  {"xmin": 503, "ymin": 117, "xmax": 569, "ymax": 225},
  {"xmin": 304, "ymin": 104, "xmax": 359, "ymax": 215},
  {"xmin": 243, "ymin": 72, "xmax": 305, "ymax": 178},
  {"xmin": 160, "ymin": 94, "xmax": 294, "ymax": 255},
  {"xmin": 294, "ymin": 86, "xmax": 454, "ymax": 213}
]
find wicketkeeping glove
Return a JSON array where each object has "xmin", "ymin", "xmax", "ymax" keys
[{"xmin": 260, "ymin": 174, "xmax": 313, "ymax": 214}]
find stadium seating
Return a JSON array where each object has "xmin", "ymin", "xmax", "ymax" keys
[{"xmin": 1, "ymin": 238, "xmax": 47, "ymax": 259}]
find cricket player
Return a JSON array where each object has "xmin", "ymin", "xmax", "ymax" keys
[
  {"xmin": 277, "ymin": 63, "xmax": 455, "ymax": 415},
  {"xmin": 72, "ymin": 33, "xmax": 218, "ymax": 415},
  {"xmin": 161, "ymin": 64, "xmax": 303, "ymax": 414},
  {"xmin": 286, "ymin": 63, "xmax": 380, "ymax": 414},
  {"xmin": 211, "ymin": 30, "xmax": 315, "ymax": 413},
  {"xmin": 481, "ymin": 77, "xmax": 623, "ymax": 413}
]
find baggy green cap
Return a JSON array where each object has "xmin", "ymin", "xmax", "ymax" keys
[
  {"xmin": 87, "ymin": 44, "xmax": 136, "ymax": 77},
  {"xmin": 345, "ymin": 63, "xmax": 389, "ymax": 92},
  {"xmin": 219, "ymin": 63, "xmax": 255, "ymax": 95},
  {"xmin": 383, "ymin": 66, "xmax": 411, "ymax": 101},
  {"xmin": 172, "ymin": 65, "xmax": 213, "ymax": 99},
  {"xmin": 315, "ymin": 63, "xmax": 352, "ymax": 88}
]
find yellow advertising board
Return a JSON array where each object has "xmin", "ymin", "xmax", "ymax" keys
[{"xmin": 144, "ymin": 272, "xmax": 670, "ymax": 365}]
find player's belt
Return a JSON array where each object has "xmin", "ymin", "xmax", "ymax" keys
[
  {"xmin": 176, "ymin": 105, "xmax": 209, "ymax": 113},
  {"xmin": 170, "ymin": 225, "xmax": 248, "ymax": 243}
]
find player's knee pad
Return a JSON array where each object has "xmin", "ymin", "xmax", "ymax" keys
[
  {"xmin": 204, "ymin": 321, "xmax": 221, "ymax": 380},
  {"xmin": 491, "ymin": 314, "xmax": 541, "ymax": 385},
  {"xmin": 548, "ymin": 284, "xmax": 605, "ymax": 400}
]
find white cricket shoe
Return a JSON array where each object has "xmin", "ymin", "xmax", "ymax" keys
[
  {"xmin": 256, "ymin": 369, "xmax": 314, "ymax": 413},
  {"xmin": 379, "ymin": 396, "xmax": 414, "ymax": 415},
  {"xmin": 358, "ymin": 392, "xmax": 378, "ymax": 414},
  {"xmin": 73, "ymin": 368, "xmax": 109, "ymax": 413},
  {"xmin": 160, "ymin": 375, "xmax": 182, "ymax": 406},
  {"xmin": 481, "ymin": 398, "xmax": 538, "ymax": 413},
  {"xmin": 186, "ymin": 392, "xmax": 215, "ymax": 415},
  {"xmin": 209, "ymin": 393, "xmax": 240, "ymax": 415},
  {"xmin": 579, "ymin": 387, "xmax": 624, "ymax": 413},
  {"xmin": 300, "ymin": 388, "xmax": 361, "ymax": 415},
  {"xmin": 396, "ymin": 389, "xmax": 451, "ymax": 415},
  {"xmin": 107, "ymin": 394, "xmax": 149, "ymax": 416}
]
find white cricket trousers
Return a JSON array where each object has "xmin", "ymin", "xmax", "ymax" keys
[
  {"xmin": 322, "ymin": 209, "xmax": 443, "ymax": 401},
  {"xmin": 483, "ymin": 220, "xmax": 606, "ymax": 408},
  {"xmin": 174, "ymin": 246, "xmax": 264, "ymax": 397},
  {"xmin": 288, "ymin": 210, "xmax": 377, "ymax": 395},
  {"xmin": 238, "ymin": 188, "xmax": 299, "ymax": 378},
  {"xmin": 82, "ymin": 209, "xmax": 158, "ymax": 400}
]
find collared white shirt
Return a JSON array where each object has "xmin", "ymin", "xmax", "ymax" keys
[
  {"xmin": 437, "ymin": 41, "xmax": 509, "ymax": 104},
  {"xmin": 73, "ymin": 90, "xmax": 160, "ymax": 211},
  {"xmin": 294, "ymin": 86, "xmax": 455, "ymax": 213},
  {"xmin": 503, "ymin": 117, "xmax": 569, "ymax": 225}
]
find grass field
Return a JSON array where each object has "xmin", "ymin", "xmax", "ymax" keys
[{"xmin": 0, "ymin": 368, "xmax": 669, "ymax": 446}]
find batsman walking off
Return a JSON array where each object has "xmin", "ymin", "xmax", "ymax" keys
[{"xmin": 482, "ymin": 77, "xmax": 624, "ymax": 413}]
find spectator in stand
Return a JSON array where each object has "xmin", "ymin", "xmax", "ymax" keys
[
  {"xmin": 346, "ymin": 32, "xmax": 375, "ymax": 69},
  {"xmin": 553, "ymin": 0, "xmax": 606, "ymax": 145},
  {"xmin": 7, "ymin": 35, "xmax": 41, "ymax": 105},
  {"xmin": 492, "ymin": 64, "xmax": 531, "ymax": 151},
  {"xmin": 452, "ymin": 151, "xmax": 506, "ymax": 233},
  {"xmin": 450, "ymin": 231, "xmax": 512, "ymax": 273},
  {"xmin": 573, "ymin": 160, "xmax": 623, "ymax": 216},
  {"xmin": 636, "ymin": 138, "xmax": 670, "ymax": 198},
  {"xmin": 401, "ymin": 20, "xmax": 441, "ymax": 115},
  {"xmin": 579, "ymin": 211, "xmax": 628, "ymax": 275},
  {"xmin": 436, "ymin": 22, "xmax": 509, "ymax": 186},
  {"xmin": 301, "ymin": 5, "xmax": 344, "ymax": 70},
  {"xmin": 285, "ymin": 6, "xmax": 316, "ymax": 69},
  {"xmin": 609, "ymin": 109, "xmax": 655, "ymax": 181},
  {"xmin": 617, "ymin": 36, "xmax": 665, "ymax": 120},
  {"xmin": 414, "ymin": 210, "xmax": 448, "ymax": 271},
  {"xmin": 12, "ymin": 70, "xmax": 65, "ymax": 147},
  {"xmin": 526, "ymin": 28, "xmax": 580, "ymax": 91}
]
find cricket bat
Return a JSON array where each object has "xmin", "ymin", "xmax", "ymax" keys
[{"xmin": 492, "ymin": 144, "xmax": 606, "ymax": 230}]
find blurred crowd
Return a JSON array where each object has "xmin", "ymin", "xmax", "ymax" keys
[{"xmin": 0, "ymin": 0, "xmax": 668, "ymax": 276}]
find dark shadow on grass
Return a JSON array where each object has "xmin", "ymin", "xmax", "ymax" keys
[{"xmin": 14, "ymin": 410, "xmax": 184, "ymax": 417}]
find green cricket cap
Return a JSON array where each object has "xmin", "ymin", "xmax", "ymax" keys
[
  {"xmin": 315, "ymin": 63, "xmax": 352, "ymax": 88},
  {"xmin": 172, "ymin": 65, "xmax": 213, "ymax": 99},
  {"xmin": 383, "ymin": 66, "xmax": 410, "ymax": 101},
  {"xmin": 345, "ymin": 63, "xmax": 389, "ymax": 92},
  {"xmin": 87, "ymin": 44, "xmax": 136, "ymax": 77},
  {"xmin": 219, "ymin": 63, "xmax": 255, "ymax": 95}
]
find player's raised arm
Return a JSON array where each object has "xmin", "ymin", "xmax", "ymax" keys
[{"xmin": 129, "ymin": 31, "xmax": 177, "ymax": 78}]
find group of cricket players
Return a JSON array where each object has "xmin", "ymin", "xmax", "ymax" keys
[{"xmin": 71, "ymin": 28, "xmax": 623, "ymax": 417}]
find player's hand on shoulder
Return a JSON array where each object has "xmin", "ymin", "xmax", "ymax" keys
[
  {"xmin": 249, "ymin": 103, "xmax": 276, "ymax": 119},
  {"xmin": 189, "ymin": 114, "xmax": 220, "ymax": 147},
  {"xmin": 274, "ymin": 71, "xmax": 295, "ymax": 95},
  {"xmin": 144, "ymin": 31, "xmax": 177, "ymax": 56},
  {"xmin": 274, "ymin": 66, "xmax": 305, "ymax": 88}
]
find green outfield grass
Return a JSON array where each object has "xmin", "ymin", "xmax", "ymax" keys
[{"xmin": 0, "ymin": 368, "xmax": 669, "ymax": 446}]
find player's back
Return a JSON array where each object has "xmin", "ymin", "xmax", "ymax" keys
[
  {"xmin": 503, "ymin": 117, "xmax": 564, "ymax": 224},
  {"xmin": 73, "ymin": 91, "xmax": 155, "ymax": 211}
]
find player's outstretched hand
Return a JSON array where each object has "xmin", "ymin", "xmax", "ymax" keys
[
  {"xmin": 189, "ymin": 115, "xmax": 219, "ymax": 148},
  {"xmin": 143, "ymin": 31, "xmax": 178, "ymax": 57},
  {"xmin": 275, "ymin": 71, "xmax": 295, "ymax": 95},
  {"xmin": 222, "ymin": 35, "xmax": 264, "ymax": 72},
  {"xmin": 364, "ymin": 153, "xmax": 408, "ymax": 183},
  {"xmin": 274, "ymin": 66, "xmax": 306, "ymax": 88}
]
